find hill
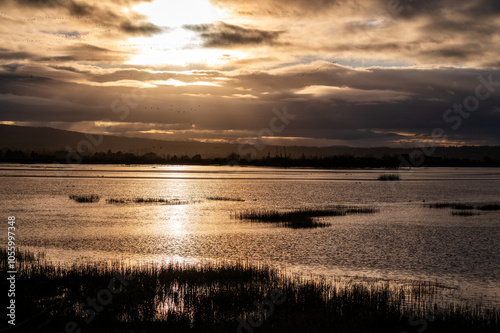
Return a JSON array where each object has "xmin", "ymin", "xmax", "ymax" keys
[{"xmin": 1, "ymin": 124, "xmax": 500, "ymax": 161}]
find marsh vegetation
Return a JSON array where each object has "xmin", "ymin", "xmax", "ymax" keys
[
  {"xmin": 234, "ymin": 207, "xmax": 379, "ymax": 228},
  {"xmin": 452, "ymin": 210, "xmax": 482, "ymax": 216},
  {"xmin": 207, "ymin": 196, "xmax": 245, "ymax": 202},
  {"xmin": 69, "ymin": 194, "xmax": 100, "ymax": 203},
  {"xmin": 1, "ymin": 249, "xmax": 498, "ymax": 333},
  {"xmin": 377, "ymin": 174, "xmax": 401, "ymax": 181},
  {"xmin": 426, "ymin": 202, "xmax": 500, "ymax": 211}
]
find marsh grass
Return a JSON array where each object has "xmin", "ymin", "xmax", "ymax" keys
[
  {"xmin": 426, "ymin": 202, "xmax": 500, "ymax": 211},
  {"xmin": 1, "ymin": 248, "xmax": 498, "ymax": 333},
  {"xmin": 378, "ymin": 174, "xmax": 401, "ymax": 181},
  {"xmin": 134, "ymin": 197, "xmax": 189, "ymax": 205},
  {"xmin": 452, "ymin": 210, "xmax": 481, "ymax": 216},
  {"xmin": 105, "ymin": 197, "xmax": 191, "ymax": 205},
  {"xmin": 235, "ymin": 207, "xmax": 379, "ymax": 228},
  {"xmin": 207, "ymin": 196, "xmax": 245, "ymax": 202},
  {"xmin": 106, "ymin": 197, "xmax": 243, "ymax": 205},
  {"xmin": 106, "ymin": 198, "xmax": 129, "ymax": 204},
  {"xmin": 69, "ymin": 194, "xmax": 99, "ymax": 203},
  {"xmin": 477, "ymin": 204, "xmax": 500, "ymax": 211}
]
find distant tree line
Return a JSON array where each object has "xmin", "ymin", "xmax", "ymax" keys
[{"xmin": 1, "ymin": 149, "xmax": 500, "ymax": 168}]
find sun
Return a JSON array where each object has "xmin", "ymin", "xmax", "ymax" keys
[{"xmin": 127, "ymin": 0, "xmax": 236, "ymax": 66}]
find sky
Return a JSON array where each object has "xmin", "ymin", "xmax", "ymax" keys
[{"xmin": 0, "ymin": 0, "xmax": 499, "ymax": 147}]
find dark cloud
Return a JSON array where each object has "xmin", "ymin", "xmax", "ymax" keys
[
  {"xmin": 217, "ymin": 0, "xmax": 500, "ymax": 19},
  {"xmin": 0, "ymin": 50, "xmax": 34, "ymax": 60},
  {"xmin": 418, "ymin": 46, "xmax": 480, "ymax": 61},
  {"xmin": 184, "ymin": 22, "xmax": 284, "ymax": 47},
  {"xmin": 120, "ymin": 21, "xmax": 163, "ymax": 36},
  {"xmin": 0, "ymin": 43, "xmax": 127, "ymax": 63},
  {"xmin": 394, "ymin": 0, "xmax": 500, "ymax": 19},
  {"xmin": 209, "ymin": 0, "xmax": 345, "ymax": 16},
  {"xmin": 13, "ymin": 0, "xmax": 164, "ymax": 37},
  {"xmin": 1, "ymin": 64, "xmax": 500, "ymax": 145},
  {"xmin": 1, "ymin": 64, "xmax": 23, "ymax": 71},
  {"xmin": 67, "ymin": 1, "xmax": 92, "ymax": 16},
  {"xmin": 2, "ymin": 0, "xmax": 500, "ymax": 146}
]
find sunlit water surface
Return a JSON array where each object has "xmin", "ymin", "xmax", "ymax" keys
[{"xmin": 1, "ymin": 165, "xmax": 499, "ymax": 306}]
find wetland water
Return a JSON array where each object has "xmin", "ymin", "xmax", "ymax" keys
[{"xmin": 1, "ymin": 164, "xmax": 499, "ymax": 306}]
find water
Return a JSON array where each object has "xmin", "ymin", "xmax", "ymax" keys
[{"xmin": 1, "ymin": 164, "xmax": 499, "ymax": 306}]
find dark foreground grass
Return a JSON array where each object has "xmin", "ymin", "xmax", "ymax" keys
[
  {"xmin": 426, "ymin": 202, "xmax": 500, "ymax": 211},
  {"xmin": 69, "ymin": 194, "xmax": 100, "ymax": 203},
  {"xmin": 235, "ymin": 207, "xmax": 379, "ymax": 228},
  {"xmin": 1, "ymin": 249, "xmax": 498, "ymax": 333},
  {"xmin": 378, "ymin": 174, "xmax": 401, "ymax": 181}
]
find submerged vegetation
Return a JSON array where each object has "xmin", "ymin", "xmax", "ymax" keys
[
  {"xmin": 377, "ymin": 174, "xmax": 401, "ymax": 181},
  {"xmin": 68, "ymin": 194, "xmax": 100, "ymax": 203},
  {"xmin": 1, "ymin": 248, "xmax": 498, "ymax": 333},
  {"xmin": 235, "ymin": 206, "xmax": 379, "ymax": 228}
]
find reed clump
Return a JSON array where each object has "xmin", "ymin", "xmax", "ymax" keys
[
  {"xmin": 377, "ymin": 174, "xmax": 401, "ymax": 181},
  {"xmin": 452, "ymin": 211, "xmax": 481, "ymax": 216},
  {"xmin": 134, "ymin": 198, "xmax": 190, "ymax": 205},
  {"xmin": 105, "ymin": 197, "xmax": 190, "ymax": 205},
  {"xmin": 69, "ymin": 194, "xmax": 100, "ymax": 203},
  {"xmin": 235, "ymin": 207, "xmax": 379, "ymax": 228}
]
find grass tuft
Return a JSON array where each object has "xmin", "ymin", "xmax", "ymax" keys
[
  {"xmin": 377, "ymin": 174, "xmax": 401, "ymax": 181},
  {"xmin": 451, "ymin": 210, "xmax": 481, "ymax": 216},
  {"xmin": 69, "ymin": 194, "xmax": 99, "ymax": 203}
]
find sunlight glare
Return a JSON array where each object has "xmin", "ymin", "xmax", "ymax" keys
[
  {"xmin": 134, "ymin": 0, "xmax": 228, "ymax": 27},
  {"xmin": 128, "ymin": 0, "xmax": 237, "ymax": 66}
]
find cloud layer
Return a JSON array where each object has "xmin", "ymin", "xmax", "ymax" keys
[{"xmin": 1, "ymin": 0, "xmax": 499, "ymax": 147}]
